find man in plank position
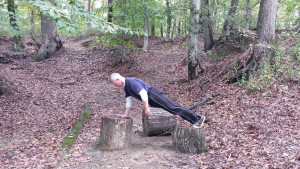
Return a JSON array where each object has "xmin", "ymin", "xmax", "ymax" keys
[{"xmin": 110, "ymin": 73, "xmax": 205, "ymax": 128}]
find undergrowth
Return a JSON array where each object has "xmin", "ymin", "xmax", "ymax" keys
[
  {"xmin": 242, "ymin": 40, "xmax": 300, "ymax": 92},
  {"xmin": 91, "ymin": 32, "xmax": 133, "ymax": 48}
]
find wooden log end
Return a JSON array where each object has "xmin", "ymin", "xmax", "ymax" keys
[
  {"xmin": 99, "ymin": 116, "xmax": 133, "ymax": 151},
  {"xmin": 172, "ymin": 126, "xmax": 206, "ymax": 154}
]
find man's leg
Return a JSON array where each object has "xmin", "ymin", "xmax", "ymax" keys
[{"xmin": 148, "ymin": 87, "xmax": 202, "ymax": 124}]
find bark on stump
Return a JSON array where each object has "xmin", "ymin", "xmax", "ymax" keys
[
  {"xmin": 172, "ymin": 126, "xmax": 206, "ymax": 154},
  {"xmin": 142, "ymin": 107, "xmax": 177, "ymax": 136},
  {"xmin": 99, "ymin": 116, "xmax": 133, "ymax": 151}
]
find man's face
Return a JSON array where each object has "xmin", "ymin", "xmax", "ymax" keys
[{"xmin": 112, "ymin": 78, "xmax": 123, "ymax": 87}]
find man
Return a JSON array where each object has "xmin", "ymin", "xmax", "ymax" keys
[{"xmin": 110, "ymin": 73, "xmax": 205, "ymax": 128}]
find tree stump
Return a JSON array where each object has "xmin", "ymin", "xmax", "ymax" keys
[
  {"xmin": 99, "ymin": 116, "xmax": 133, "ymax": 151},
  {"xmin": 142, "ymin": 107, "xmax": 177, "ymax": 136},
  {"xmin": 172, "ymin": 126, "xmax": 206, "ymax": 154}
]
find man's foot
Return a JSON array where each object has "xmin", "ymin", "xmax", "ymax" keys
[{"xmin": 193, "ymin": 116, "xmax": 206, "ymax": 128}]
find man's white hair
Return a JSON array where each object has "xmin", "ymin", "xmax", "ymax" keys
[{"xmin": 110, "ymin": 73, "xmax": 123, "ymax": 82}]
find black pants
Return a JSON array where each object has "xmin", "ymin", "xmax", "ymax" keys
[{"xmin": 147, "ymin": 87, "xmax": 201, "ymax": 124}]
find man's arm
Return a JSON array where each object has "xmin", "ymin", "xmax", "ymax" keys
[
  {"xmin": 139, "ymin": 89, "xmax": 152, "ymax": 116},
  {"xmin": 142, "ymin": 100, "xmax": 151, "ymax": 116},
  {"xmin": 123, "ymin": 96, "xmax": 132, "ymax": 117},
  {"xmin": 124, "ymin": 107, "xmax": 131, "ymax": 117}
]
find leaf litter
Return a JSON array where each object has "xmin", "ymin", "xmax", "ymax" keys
[{"xmin": 0, "ymin": 35, "xmax": 299, "ymax": 168}]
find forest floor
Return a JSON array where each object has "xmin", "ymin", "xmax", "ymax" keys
[{"xmin": 0, "ymin": 32, "xmax": 299, "ymax": 169}]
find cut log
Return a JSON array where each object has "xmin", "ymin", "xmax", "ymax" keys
[
  {"xmin": 99, "ymin": 116, "xmax": 133, "ymax": 151},
  {"xmin": 142, "ymin": 107, "xmax": 177, "ymax": 136},
  {"xmin": 172, "ymin": 126, "xmax": 206, "ymax": 154}
]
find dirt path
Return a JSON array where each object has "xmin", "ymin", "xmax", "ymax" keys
[{"xmin": 69, "ymin": 115, "xmax": 199, "ymax": 169}]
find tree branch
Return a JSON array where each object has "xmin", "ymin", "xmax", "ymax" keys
[{"xmin": 188, "ymin": 92, "xmax": 220, "ymax": 111}]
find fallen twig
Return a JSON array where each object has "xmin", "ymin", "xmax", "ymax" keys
[{"xmin": 188, "ymin": 93, "xmax": 220, "ymax": 111}]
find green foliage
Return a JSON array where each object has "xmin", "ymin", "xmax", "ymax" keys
[
  {"xmin": 247, "ymin": 45, "xmax": 300, "ymax": 92},
  {"xmin": 237, "ymin": 72, "xmax": 247, "ymax": 86},
  {"xmin": 247, "ymin": 59, "xmax": 274, "ymax": 91},
  {"xmin": 212, "ymin": 49, "xmax": 226, "ymax": 61},
  {"xmin": 0, "ymin": 9, "xmax": 11, "ymax": 35},
  {"xmin": 212, "ymin": 46, "xmax": 236, "ymax": 61},
  {"xmin": 291, "ymin": 39, "xmax": 300, "ymax": 61},
  {"xmin": 91, "ymin": 33, "xmax": 133, "ymax": 48}
]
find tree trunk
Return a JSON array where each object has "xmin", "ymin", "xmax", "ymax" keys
[
  {"xmin": 33, "ymin": 1, "xmax": 62, "ymax": 62},
  {"xmin": 184, "ymin": 8, "xmax": 187, "ymax": 36},
  {"xmin": 218, "ymin": 0, "xmax": 239, "ymax": 43},
  {"xmin": 229, "ymin": 0, "xmax": 278, "ymax": 83},
  {"xmin": 177, "ymin": 20, "xmax": 181, "ymax": 36},
  {"xmin": 121, "ymin": 0, "xmax": 126, "ymax": 63},
  {"xmin": 166, "ymin": 0, "xmax": 171, "ymax": 40},
  {"xmin": 142, "ymin": 108, "xmax": 177, "ymax": 136},
  {"xmin": 151, "ymin": 18, "xmax": 155, "ymax": 36},
  {"xmin": 160, "ymin": 24, "xmax": 164, "ymax": 37},
  {"xmin": 172, "ymin": 126, "xmax": 206, "ymax": 154},
  {"xmin": 99, "ymin": 116, "xmax": 133, "ymax": 151},
  {"xmin": 245, "ymin": 0, "xmax": 251, "ymax": 30},
  {"xmin": 201, "ymin": 0, "xmax": 214, "ymax": 51},
  {"xmin": 171, "ymin": 18, "xmax": 176, "ymax": 38},
  {"xmin": 188, "ymin": 0, "xmax": 200, "ymax": 80},
  {"xmin": 91, "ymin": 0, "xmax": 95, "ymax": 10},
  {"xmin": 7, "ymin": 0, "xmax": 25, "ymax": 52},
  {"xmin": 143, "ymin": 0, "xmax": 149, "ymax": 52},
  {"xmin": 87, "ymin": 0, "xmax": 91, "ymax": 12},
  {"xmin": 108, "ymin": 0, "xmax": 113, "ymax": 22},
  {"xmin": 30, "ymin": 9, "xmax": 39, "ymax": 51}
]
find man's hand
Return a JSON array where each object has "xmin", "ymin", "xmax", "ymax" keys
[
  {"xmin": 120, "ymin": 114, "xmax": 128, "ymax": 118},
  {"xmin": 123, "ymin": 107, "xmax": 131, "ymax": 117},
  {"xmin": 144, "ymin": 108, "xmax": 152, "ymax": 117}
]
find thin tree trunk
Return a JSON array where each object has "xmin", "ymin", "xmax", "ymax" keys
[
  {"xmin": 87, "ymin": 0, "xmax": 91, "ymax": 27},
  {"xmin": 33, "ymin": 0, "xmax": 62, "ymax": 61},
  {"xmin": 88, "ymin": 0, "xmax": 91, "ymax": 12},
  {"xmin": 188, "ymin": 0, "xmax": 201, "ymax": 80},
  {"xmin": 108, "ymin": 0, "xmax": 113, "ymax": 22},
  {"xmin": 229, "ymin": 0, "xmax": 278, "ymax": 83},
  {"xmin": 30, "ymin": 9, "xmax": 39, "ymax": 50},
  {"xmin": 218, "ymin": 0, "xmax": 239, "ymax": 42},
  {"xmin": 166, "ymin": 0, "xmax": 171, "ymax": 40},
  {"xmin": 121, "ymin": 0, "xmax": 126, "ymax": 63},
  {"xmin": 201, "ymin": 0, "xmax": 214, "ymax": 51},
  {"xmin": 91, "ymin": 0, "xmax": 95, "ymax": 10},
  {"xmin": 161, "ymin": 24, "xmax": 164, "ymax": 37},
  {"xmin": 30, "ymin": 10, "xmax": 35, "ymax": 34},
  {"xmin": 171, "ymin": 18, "xmax": 176, "ymax": 38},
  {"xmin": 178, "ymin": 20, "xmax": 181, "ymax": 36},
  {"xmin": 245, "ymin": 0, "xmax": 251, "ymax": 30},
  {"xmin": 7, "ymin": 0, "xmax": 25, "ymax": 52},
  {"xmin": 143, "ymin": 0, "xmax": 149, "ymax": 52},
  {"xmin": 184, "ymin": 7, "xmax": 187, "ymax": 36},
  {"xmin": 151, "ymin": 18, "xmax": 155, "ymax": 36},
  {"xmin": 213, "ymin": 6, "xmax": 218, "ymax": 33}
]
